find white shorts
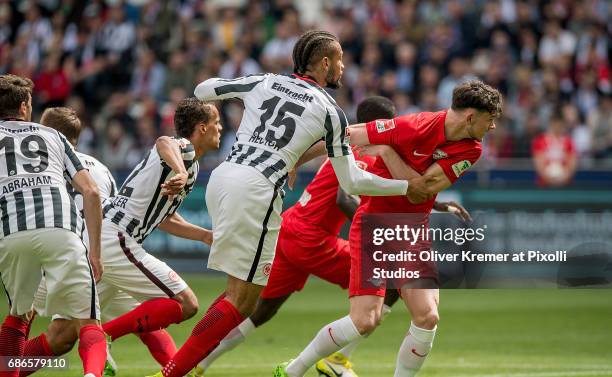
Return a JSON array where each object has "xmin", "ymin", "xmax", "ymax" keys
[
  {"xmin": 0, "ymin": 228, "xmax": 99, "ymax": 319},
  {"xmin": 34, "ymin": 278, "xmax": 138, "ymax": 322},
  {"xmin": 206, "ymin": 162, "xmax": 283, "ymax": 286},
  {"xmin": 97, "ymin": 220, "xmax": 188, "ymax": 303}
]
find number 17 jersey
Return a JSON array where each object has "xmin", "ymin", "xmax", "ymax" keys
[{"xmin": 195, "ymin": 73, "xmax": 351, "ymax": 187}]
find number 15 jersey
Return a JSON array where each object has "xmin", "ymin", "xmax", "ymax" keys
[{"xmin": 195, "ymin": 73, "xmax": 351, "ymax": 187}]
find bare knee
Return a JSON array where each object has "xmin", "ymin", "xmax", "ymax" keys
[
  {"xmin": 412, "ymin": 310, "xmax": 439, "ymax": 330},
  {"xmin": 46, "ymin": 319, "xmax": 79, "ymax": 355},
  {"xmin": 174, "ymin": 289, "xmax": 199, "ymax": 320},
  {"xmin": 351, "ymin": 311, "xmax": 381, "ymax": 335}
]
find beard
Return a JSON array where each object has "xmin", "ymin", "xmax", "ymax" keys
[{"xmin": 325, "ymin": 68, "xmax": 342, "ymax": 89}]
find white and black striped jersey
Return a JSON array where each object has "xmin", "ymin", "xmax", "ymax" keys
[
  {"xmin": 67, "ymin": 151, "xmax": 117, "ymax": 215},
  {"xmin": 103, "ymin": 137, "xmax": 198, "ymax": 243},
  {"xmin": 0, "ymin": 119, "xmax": 85, "ymax": 238},
  {"xmin": 195, "ymin": 73, "xmax": 351, "ymax": 188}
]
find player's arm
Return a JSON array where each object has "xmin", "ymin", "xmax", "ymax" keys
[
  {"xmin": 355, "ymin": 144, "xmax": 432, "ymax": 203},
  {"xmin": 61, "ymin": 135, "xmax": 103, "ymax": 281},
  {"xmin": 158, "ymin": 212, "xmax": 213, "ymax": 246},
  {"xmin": 336, "ymin": 187, "xmax": 360, "ymax": 219},
  {"xmin": 194, "ymin": 74, "xmax": 266, "ymax": 101},
  {"xmin": 156, "ymin": 136, "xmax": 188, "ymax": 196},
  {"xmin": 346, "ymin": 123, "xmax": 369, "ymax": 146},
  {"xmin": 433, "ymin": 201, "xmax": 473, "ymax": 223},
  {"xmin": 324, "ymin": 107, "xmax": 410, "ymax": 196}
]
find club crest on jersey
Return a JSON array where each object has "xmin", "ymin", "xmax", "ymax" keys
[
  {"xmin": 451, "ymin": 160, "xmax": 472, "ymax": 177},
  {"xmin": 375, "ymin": 119, "xmax": 395, "ymax": 133},
  {"xmin": 262, "ymin": 263, "xmax": 272, "ymax": 276},
  {"xmin": 433, "ymin": 149, "xmax": 448, "ymax": 160},
  {"xmin": 355, "ymin": 160, "xmax": 369, "ymax": 170}
]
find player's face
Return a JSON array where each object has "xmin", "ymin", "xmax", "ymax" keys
[
  {"xmin": 203, "ymin": 106, "xmax": 222, "ymax": 149},
  {"xmin": 467, "ymin": 111, "xmax": 496, "ymax": 141},
  {"xmin": 325, "ymin": 42, "xmax": 344, "ymax": 89}
]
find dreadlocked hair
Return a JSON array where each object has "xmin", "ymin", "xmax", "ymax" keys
[{"xmin": 292, "ymin": 30, "xmax": 339, "ymax": 75}]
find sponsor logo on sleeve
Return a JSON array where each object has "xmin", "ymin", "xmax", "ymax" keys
[
  {"xmin": 451, "ymin": 160, "xmax": 472, "ymax": 177},
  {"xmin": 375, "ymin": 119, "xmax": 395, "ymax": 133},
  {"xmin": 433, "ymin": 149, "xmax": 448, "ymax": 160}
]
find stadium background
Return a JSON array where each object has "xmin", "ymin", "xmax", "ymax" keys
[{"xmin": 1, "ymin": 0, "xmax": 611, "ymax": 376}]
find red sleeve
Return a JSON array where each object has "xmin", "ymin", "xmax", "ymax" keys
[
  {"xmin": 531, "ymin": 135, "xmax": 545, "ymax": 156},
  {"xmin": 436, "ymin": 141, "xmax": 482, "ymax": 183},
  {"xmin": 365, "ymin": 114, "xmax": 416, "ymax": 147}
]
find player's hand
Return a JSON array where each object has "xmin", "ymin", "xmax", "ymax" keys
[
  {"xmin": 354, "ymin": 145, "xmax": 391, "ymax": 158},
  {"xmin": 434, "ymin": 201, "xmax": 473, "ymax": 223},
  {"xmin": 89, "ymin": 256, "xmax": 104, "ymax": 283},
  {"xmin": 201, "ymin": 229, "xmax": 213, "ymax": 246},
  {"xmin": 406, "ymin": 176, "xmax": 432, "ymax": 204},
  {"xmin": 161, "ymin": 172, "xmax": 188, "ymax": 196},
  {"xmin": 287, "ymin": 168, "xmax": 297, "ymax": 190}
]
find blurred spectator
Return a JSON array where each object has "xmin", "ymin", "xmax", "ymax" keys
[
  {"xmin": 0, "ymin": 0, "xmax": 607, "ymax": 178},
  {"xmin": 100, "ymin": 119, "xmax": 135, "ymax": 172},
  {"xmin": 130, "ymin": 47, "xmax": 166, "ymax": 101},
  {"xmin": 219, "ymin": 45, "xmax": 262, "ymax": 78},
  {"xmin": 589, "ymin": 94, "xmax": 612, "ymax": 159},
  {"xmin": 532, "ymin": 114, "xmax": 577, "ymax": 187},
  {"xmin": 34, "ymin": 53, "xmax": 71, "ymax": 108}
]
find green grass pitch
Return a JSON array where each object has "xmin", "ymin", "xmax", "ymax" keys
[{"xmin": 3, "ymin": 274, "xmax": 612, "ymax": 377}]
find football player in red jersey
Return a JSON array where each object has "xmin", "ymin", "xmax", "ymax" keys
[
  {"xmin": 194, "ymin": 96, "xmax": 472, "ymax": 377},
  {"xmin": 276, "ymin": 80, "xmax": 502, "ymax": 377}
]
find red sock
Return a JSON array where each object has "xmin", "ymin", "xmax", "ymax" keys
[
  {"xmin": 102, "ymin": 298, "xmax": 183, "ymax": 341},
  {"xmin": 137, "ymin": 330, "xmax": 177, "ymax": 366},
  {"xmin": 0, "ymin": 316, "xmax": 30, "ymax": 377},
  {"xmin": 18, "ymin": 333, "xmax": 55, "ymax": 377},
  {"xmin": 161, "ymin": 299, "xmax": 243, "ymax": 377},
  {"xmin": 78, "ymin": 325, "xmax": 106, "ymax": 377}
]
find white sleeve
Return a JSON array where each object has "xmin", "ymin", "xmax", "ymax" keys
[
  {"xmin": 194, "ymin": 74, "xmax": 267, "ymax": 101},
  {"xmin": 329, "ymin": 153, "xmax": 408, "ymax": 196}
]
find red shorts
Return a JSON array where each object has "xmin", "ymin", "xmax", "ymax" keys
[
  {"xmin": 261, "ymin": 225, "xmax": 351, "ymax": 299},
  {"xmin": 349, "ymin": 210, "xmax": 438, "ymax": 297}
]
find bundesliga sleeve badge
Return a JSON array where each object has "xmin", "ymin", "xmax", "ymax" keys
[
  {"xmin": 375, "ymin": 119, "xmax": 395, "ymax": 133},
  {"xmin": 451, "ymin": 160, "xmax": 472, "ymax": 177}
]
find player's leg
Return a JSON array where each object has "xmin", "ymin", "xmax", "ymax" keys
[
  {"xmin": 394, "ymin": 282, "xmax": 439, "ymax": 377},
  {"xmin": 158, "ymin": 164, "xmax": 283, "ymax": 377},
  {"xmin": 102, "ymin": 290, "xmax": 178, "ymax": 366},
  {"xmin": 282, "ymin": 294, "xmax": 382, "ymax": 377},
  {"xmin": 0, "ymin": 231, "xmax": 45, "ymax": 377},
  {"xmin": 99, "ymin": 230, "xmax": 198, "ymax": 342},
  {"xmin": 40, "ymin": 229, "xmax": 107, "ymax": 377},
  {"xmin": 198, "ymin": 232, "xmax": 305, "ymax": 372}
]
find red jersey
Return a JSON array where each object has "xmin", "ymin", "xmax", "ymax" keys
[
  {"xmin": 282, "ymin": 152, "xmax": 376, "ymax": 247},
  {"xmin": 362, "ymin": 111, "xmax": 482, "ymax": 214}
]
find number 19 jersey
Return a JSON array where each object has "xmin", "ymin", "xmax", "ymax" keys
[
  {"xmin": 0, "ymin": 120, "xmax": 84, "ymax": 238},
  {"xmin": 195, "ymin": 73, "xmax": 351, "ymax": 187}
]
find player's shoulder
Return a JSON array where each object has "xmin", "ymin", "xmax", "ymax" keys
[
  {"xmin": 75, "ymin": 151, "xmax": 110, "ymax": 171},
  {"xmin": 439, "ymin": 138, "xmax": 482, "ymax": 159}
]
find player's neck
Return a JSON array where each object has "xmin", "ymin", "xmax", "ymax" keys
[
  {"xmin": 301, "ymin": 70, "xmax": 326, "ymax": 87},
  {"xmin": 444, "ymin": 109, "xmax": 471, "ymax": 141}
]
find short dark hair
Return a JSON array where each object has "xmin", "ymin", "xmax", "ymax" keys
[
  {"xmin": 0, "ymin": 74, "xmax": 33, "ymax": 119},
  {"xmin": 356, "ymin": 96, "xmax": 396, "ymax": 123},
  {"xmin": 292, "ymin": 30, "xmax": 339, "ymax": 75},
  {"xmin": 451, "ymin": 80, "xmax": 502, "ymax": 118},
  {"xmin": 174, "ymin": 98, "xmax": 216, "ymax": 138},
  {"xmin": 40, "ymin": 107, "xmax": 81, "ymax": 145}
]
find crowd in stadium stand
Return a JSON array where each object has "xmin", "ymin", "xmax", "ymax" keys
[{"xmin": 0, "ymin": 0, "xmax": 610, "ymax": 176}]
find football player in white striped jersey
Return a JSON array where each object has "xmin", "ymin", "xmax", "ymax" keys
[
  {"xmin": 151, "ymin": 30, "xmax": 421, "ymax": 377},
  {"xmin": 22, "ymin": 107, "xmax": 199, "ymax": 377},
  {"xmin": 0, "ymin": 74, "xmax": 106, "ymax": 377}
]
